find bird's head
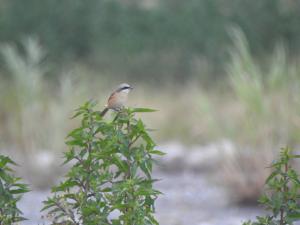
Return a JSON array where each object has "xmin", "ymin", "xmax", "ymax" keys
[{"xmin": 116, "ymin": 83, "xmax": 133, "ymax": 93}]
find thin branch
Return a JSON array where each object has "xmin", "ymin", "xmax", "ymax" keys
[
  {"xmin": 53, "ymin": 200, "xmax": 79, "ymax": 225},
  {"xmin": 129, "ymin": 134, "xmax": 141, "ymax": 148}
]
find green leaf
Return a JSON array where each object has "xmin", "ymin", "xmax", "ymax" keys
[
  {"xmin": 67, "ymin": 127, "xmax": 84, "ymax": 138},
  {"xmin": 13, "ymin": 216, "xmax": 28, "ymax": 222},
  {"xmin": 0, "ymin": 155, "xmax": 28, "ymax": 222},
  {"xmin": 101, "ymin": 187, "xmax": 112, "ymax": 192},
  {"xmin": 52, "ymin": 180, "xmax": 78, "ymax": 192},
  {"xmin": 41, "ymin": 199, "xmax": 56, "ymax": 212},
  {"xmin": 265, "ymin": 171, "xmax": 278, "ymax": 184},
  {"xmin": 0, "ymin": 156, "xmax": 17, "ymax": 167},
  {"xmin": 62, "ymin": 148, "xmax": 76, "ymax": 165},
  {"xmin": 258, "ymin": 195, "xmax": 269, "ymax": 205},
  {"xmin": 71, "ymin": 110, "xmax": 84, "ymax": 119},
  {"xmin": 288, "ymin": 213, "xmax": 300, "ymax": 220},
  {"xmin": 65, "ymin": 139, "xmax": 85, "ymax": 147},
  {"xmin": 0, "ymin": 170, "xmax": 13, "ymax": 183},
  {"xmin": 112, "ymin": 155, "xmax": 128, "ymax": 172},
  {"xmin": 131, "ymin": 108, "xmax": 157, "ymax": 113},
  {"xmin": 10, "ymin": 188, "xmax": 30, "ymax": 194},
  {"xmin": 141, "ymin": 161, "xmax": 151, "ymax": 179},
  {"xmin": 149, "ymin": 150, "xmax": 166, "ymax": 156}
]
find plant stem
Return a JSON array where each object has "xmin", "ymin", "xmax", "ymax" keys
[
  {"xmin": 280, "ymin": 161, "xmax": 289, "ymax": 225},
  {"xmin": 124, "ymin": 117, "xmax": 136, "ymax": 225}
]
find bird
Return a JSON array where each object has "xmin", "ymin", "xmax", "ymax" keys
[{"xmin": 100, "ymin": 83, "xmax": 133, "ymax": 117}]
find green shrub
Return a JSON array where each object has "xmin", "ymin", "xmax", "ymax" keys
[
  {"xmin": 243, "ymin": 147, "xmax": 300, "ymax": 225},
  {"xmin": 0, "ymin": 155, "xmax": 29, "ymax": 225},
  {"xmin": 42, "ymin": 101, "xmax": 163, "ymax": 225}
]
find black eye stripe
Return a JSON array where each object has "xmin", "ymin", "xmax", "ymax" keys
[{"xmin": 117, "ymin": 86, "xmax": 130, "ymax": 92}]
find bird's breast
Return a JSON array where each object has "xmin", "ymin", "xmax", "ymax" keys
[{"xmin": 108, "ymin": 92, "xmax": 128, "ymax": 109}]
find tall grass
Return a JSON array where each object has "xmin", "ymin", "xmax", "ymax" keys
[
  {"xmin": 227, "ymin": 28, "xmax": 300, "ymax": 147},
  {"xmin": 220, "ymin": 28, "xmax": 300, "ymax": 203},
  {"xmin": 228, "ymin": 28, "xmax": 264, "ymax": 115},
  {"xmin": 0, "ymin": 38, "xmax": 90, "ymax": 187},
  {"xmin": 1, "ymin": 37, "xmax": 46, "ymax": 153}
]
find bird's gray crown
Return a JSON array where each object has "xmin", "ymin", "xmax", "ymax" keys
[{"xmin": 116, "ymin": 83, "xmax": 132, "ymax": 92}]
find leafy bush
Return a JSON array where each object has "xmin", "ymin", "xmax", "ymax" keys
[
  {"xmin": 42, "ymin": 101, "xmax": 163, "ymax": 224},
  {"xmin": 0, "ymin": 155, "xmax": 29, "ymax": 225},
  {"xmin": 243, "ymin": 147, "xmax": 300, "ymax": 225}
]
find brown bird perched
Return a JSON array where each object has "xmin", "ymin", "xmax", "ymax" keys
[{"xmin": 100, "ymin": 83, "xmax": 133, "ymax": 117}]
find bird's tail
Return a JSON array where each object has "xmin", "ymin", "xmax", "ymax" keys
[{"xmin": 100, "ymin": 107, "xmax": 109, "ymax": 117}]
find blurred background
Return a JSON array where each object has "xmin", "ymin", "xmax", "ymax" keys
[{"xmin": 1, "ymin": 0, "xmax": 300, "ymax": 224}]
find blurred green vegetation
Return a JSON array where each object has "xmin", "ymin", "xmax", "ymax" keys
[{"xmin": 0, "ymin": 0, "xmax": 300, "ymax": 82}]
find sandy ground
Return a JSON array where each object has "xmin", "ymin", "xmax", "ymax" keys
[{"xmin": 19, "ymin": 172, "xmax": 262, "ymax": 225}]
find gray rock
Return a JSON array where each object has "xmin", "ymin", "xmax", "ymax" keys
[
  {"xmin": 156, "ymin": 140, "xmax": 236, "ymax": 172},
  {"xmin": 185, "ymin": 139, "xmax": 236, "ymax": 171},
  {"xmin": 155, "ymin": 141, "xmax": 186, "ymax": 172}
]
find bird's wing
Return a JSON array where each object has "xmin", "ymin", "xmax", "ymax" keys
[{"xmin": 107, "ymin": 91, "xmax": 118, "ymax": 108}]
